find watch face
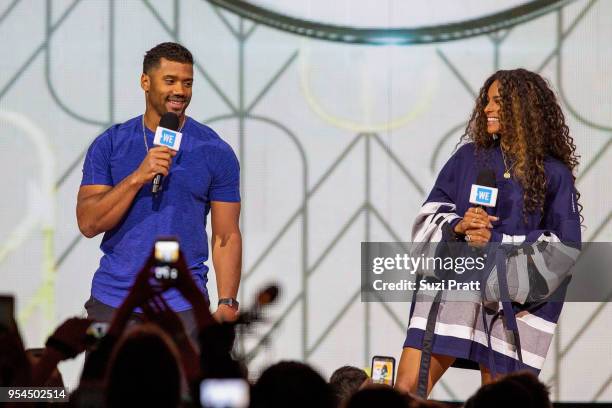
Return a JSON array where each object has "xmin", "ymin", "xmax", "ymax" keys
[
  {"xmin": 245, "ymin": 0, "xmax": 533, "ymax": 27},
  {"xmin": 219, "ymin": 299, "xmax": 238, "ymax": 307}
]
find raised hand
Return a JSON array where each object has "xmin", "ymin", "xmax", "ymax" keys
[
  {"xmin": 168, "ymin": 251, "xmax": 215, "ymax": 330},
  {"xmin": 141, "ymin": 295, "xmax": 186, "ymax": 339},
  {"xmin": 124, "ymin": 249, "xmax": 163, "ymax": 310},
  {"xmin": 142, "ymin": 295, "xmax": 201, "ymax": 382},
  {"xmin": 48, "ymin": 318, "xmax": 93, "ymax": 356}
]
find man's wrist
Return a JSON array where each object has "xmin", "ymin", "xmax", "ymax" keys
[
  {"xmin": 128, "ymin": 172, "xmax": 145, "ymax": 188},
  {"xmin": 218, "ymin": 298, "xmax": 239, "ymax": 310}
]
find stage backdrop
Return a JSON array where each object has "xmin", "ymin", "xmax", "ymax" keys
[{"xmin": 0, "ymin": 0, "xmax": 610, "ymax": 401}]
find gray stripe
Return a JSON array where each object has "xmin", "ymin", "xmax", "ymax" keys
[{"xmin": 409, "ymin": 299, "xmax": 554, "ymax": 358}]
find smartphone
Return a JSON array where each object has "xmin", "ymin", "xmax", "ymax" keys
[
  {"xmin": 0, "ymin": 295, "xmax": 15, "ymax": 329},
  {"xmin": 371, "ymin": 355, "xmax": 396, "ymax": 386},
  {"xmin": 153, "ymin": 237, "xmax": 180, "ymax": 281},
  {"xmin": 154, "ymin": 237, "xmax": 180, "ymax": 265},
  {"xmin": 200, "ymin": 379, "xmax": 249, "ymax": 408}
]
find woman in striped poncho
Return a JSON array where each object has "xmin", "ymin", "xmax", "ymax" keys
[{"xmin": 395, "ymin": 69, "xmax": 582, "ymax": 397}]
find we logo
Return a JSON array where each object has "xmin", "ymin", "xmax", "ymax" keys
[
  {"xmin": 469, "ymin": 184, "xmax": 498, "ymax": 207},
  {"xmin": 160, "ymin": 129, "xmax": 176, "ymax": 146},
  {"xmin": 476, "ymin": 187, "xmax": 492, "ymax": 204},
  {"xmin": 153, "ymin": 127, "xmax": 182, "ymax": 151}
]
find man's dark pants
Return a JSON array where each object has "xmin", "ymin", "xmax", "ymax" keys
[{"xmin": 84, "ymin": 296, "xmax": 200, "ymax": 346}]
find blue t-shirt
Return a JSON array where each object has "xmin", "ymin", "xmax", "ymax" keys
[{"xmin": 81, "ymin": 115, "xmax": 240, "ymax": 311}]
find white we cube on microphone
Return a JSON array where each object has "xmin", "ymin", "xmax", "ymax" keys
[
  {"xmin": 153, "ymin": 127, "xmax": 182, "ymax": 151},
  {"xmin": 151, "ymin": 112, "xmax": 182, "ymax": 194},
  {"xmin": 469, "ymin": 184, "xmax": 498, "ymax": 207}
]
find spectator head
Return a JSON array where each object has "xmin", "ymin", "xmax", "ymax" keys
[
  {"xmin": 409, "ymin": 399, "xmax": 449, "ymax": 408},
  {"xmin": 105, "ymin": 323, "xmax": 181, "ymax": 408},
  {"xmin": 464, "ymin": 370, "xmax": 550, "ymax": 408},
  {"xmin": 504, "ymin": 371, "xmax": 552, "ymax": 408},
  {"xmin": 251, "ymin": 361, "xmax": 335, "ymax": 408},
  {"xmin": 346, "ymin": 385, "xmax": 413, "ymax": 408},
  {"xmin": 329, "ymin": 365, "xmax": 369, "ymax": 407}
]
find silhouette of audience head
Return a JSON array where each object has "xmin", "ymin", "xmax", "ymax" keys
[
  {"xmin": 346, "ymin": 385, "xmax": 413, "ymax": 408},
  {"xmin": 105, "ymin": 323, "xmax": 181, "ymax": 408},
  {"xmin": 251, "ymin": 360, "xmax": 335, "ymax": 408},
  {"xmin": 464, "ymin": 371, "xmax": 551, "ymax": 408}
]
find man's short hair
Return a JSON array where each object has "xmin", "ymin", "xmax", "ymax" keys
[
  {"xmin": 329, "ymin": 366, "xmax": 369, "ymax": 405},
  {"xmin": 143, "ymin": 42, "xmax": 193, "ymax": 74}
]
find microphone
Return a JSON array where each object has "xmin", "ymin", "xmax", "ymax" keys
[
  {"xmin": 152, "ymin": 112, "xmax": 182, "ymax": 194},
  {"xmin": 235, "ymin": 284, "xmax": 280, "ymax": 325},
  {"xmin": 469, "ymin": 169, "xmax": 498, "ymax": 208}
]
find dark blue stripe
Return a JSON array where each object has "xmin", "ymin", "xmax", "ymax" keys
[{"xmin": 403, "ymin": 328, "xmax": 539, "ymax": 375}]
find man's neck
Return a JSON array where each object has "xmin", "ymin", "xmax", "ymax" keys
[{"xmin": 143, "ymin": 109, "xmax": 185, "ymax": 132}]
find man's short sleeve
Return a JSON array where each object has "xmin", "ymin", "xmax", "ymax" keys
[
  {"xmin": 81, "ymin": 131, "xmax": 113, "ymax": 186},
  {"xmin": 209, "ymin": 141, "xmax": 240, "ymax": 202}
]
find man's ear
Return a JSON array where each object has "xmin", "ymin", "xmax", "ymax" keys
[{"xmin": 141, "ymin": 73, "xmax": 150, "ymax": 92}]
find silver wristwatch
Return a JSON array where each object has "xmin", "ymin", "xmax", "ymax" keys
[{"xmin": 218, "ymin": 297, "xmax": 239, "ymax": 309}]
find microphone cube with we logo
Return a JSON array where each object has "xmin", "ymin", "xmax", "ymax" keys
[
  {"xmin": 469, "ymin": 184, "xmax": 498, "ymax": 207},
  {"xmin": 154, "ymin": 127, "xmax": 182, "ymax": 151}
]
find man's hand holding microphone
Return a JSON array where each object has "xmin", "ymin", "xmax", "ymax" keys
[
  {"xmin": 132, "ymin": 112, "xmax": 182, "ymax": 193},
  {"xmin": 132, "ymin": 146, "xmax": 176, "ymax": 186}
]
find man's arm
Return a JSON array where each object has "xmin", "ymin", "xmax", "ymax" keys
[
  {"xmin": 76, "ymin": 146, "xmax": 175, "ymax": 237},
  {"xmin": 210, "ymin": 201, "xmax": 242, "ymax": 322}
]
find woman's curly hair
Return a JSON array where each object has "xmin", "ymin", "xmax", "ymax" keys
[{"xmin": 461, "ymin": 68, "xmax": 581, "ymax": 221}]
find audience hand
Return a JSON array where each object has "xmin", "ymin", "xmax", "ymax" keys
[
  {"xmin": 142, "ymin": 295, "xmax": 186, "ymax": 341},
  {"xmin": 124, "ymin": 249, "xmax": 162, "ymax": 310},
  {"xmin": 47, "ymin": 317, "xmax": 92, "ymax": 359},
  {"xmin": 165, "ymin": 251, "xmax": 216, "ymax": 329}
]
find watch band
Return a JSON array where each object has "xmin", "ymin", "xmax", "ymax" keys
[{"xmin": 218, "ymin": 298, "xmax": 239, "ymax": 309}]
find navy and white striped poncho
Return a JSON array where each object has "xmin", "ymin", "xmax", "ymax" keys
[{"xmin": 403, "ymin": 142, "xmax": 581, "ymax": 375}]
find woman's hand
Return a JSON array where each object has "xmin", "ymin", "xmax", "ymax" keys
[
  {"xmin": 463, "ymin": 227, "xmax": 492, "ymax": 247},
  {"xmin": 455, "ymin": 207, "xmax": 498, "ymax": 247},
  {"xmin": 454, "ymin": 207, "xmax": 498, "ymax": 235}
]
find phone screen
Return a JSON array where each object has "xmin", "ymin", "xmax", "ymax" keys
[
  {"xmin": 371, "ymin": 356, "xmax": 396, "ymax": 386},
  {"xmin": 200, "ymin": 379, "xmax": 249, "ymax": 408},
  {"xmin": 154, "ymin": 239, "xmax": 179, "ymax": 265},
  {"xmin": 153, "ymin": 238, "xmax": 180, "ymax": 283}
]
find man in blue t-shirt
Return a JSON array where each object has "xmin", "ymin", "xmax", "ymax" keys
[{"xmin": 77, "ymin": 43, "xmax": 242, "ymax": 331}]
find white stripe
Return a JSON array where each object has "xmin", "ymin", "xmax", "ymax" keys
[
  {"xmin": 420, "ymin": 201, "xmax": 457, "ymax": 214},
  {"xmin": 538, "ymin": 233, "xmax": 560, "ymax": 243},
  {"xmin": 502, "ymin": 234, "xmax": 526, "ymax": 244},
  {"xmin": 408, "ymin": 316, "xmax": 546, "ymax": 369},
  {"xmin": 412, "ymin": 202, "xmax": 458, "ymax": 242},
  {"xmin": 517, "ymin": 313, "xmax": 556, "ymax": 334}
]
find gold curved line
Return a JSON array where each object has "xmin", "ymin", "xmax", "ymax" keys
[{"xmin": 298, "ymin": 39, "xmax": 437, "ymax": 133}]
